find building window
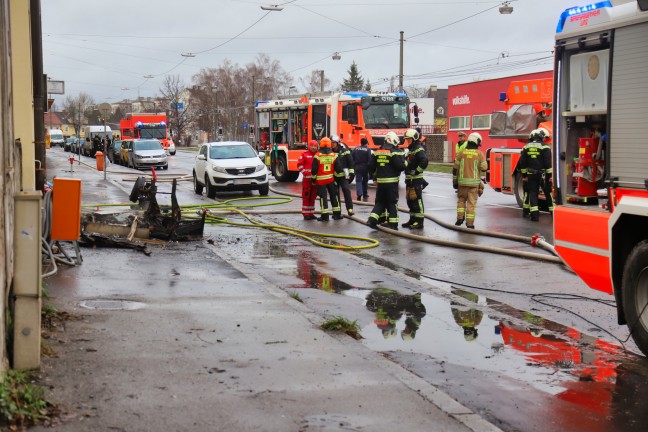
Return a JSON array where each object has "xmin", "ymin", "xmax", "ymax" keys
[
  {"xmin": 449, "ymin": 116, "xmax": 470, "ymax": 130},
  {"xmin": 472, "ymin": 114, "xmax": 491, "ymax": 130}
]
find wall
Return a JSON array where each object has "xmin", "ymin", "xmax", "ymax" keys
[{"xmin": 447, "ymin": 71, "xmax": 553, "ymax": 158}]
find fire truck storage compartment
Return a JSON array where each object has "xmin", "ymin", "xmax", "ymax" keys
[{"xmin": 608, "ymin": 22, "xmax": 648, "ymax": 188}]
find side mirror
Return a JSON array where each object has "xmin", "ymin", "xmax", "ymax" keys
[
  {"xmin": 197, "ymin": 154, "xmax": 206, "ymax": 160},
  {"xmin": 413, "ymin": 104, "xmax": 420, "ymax": 125}
]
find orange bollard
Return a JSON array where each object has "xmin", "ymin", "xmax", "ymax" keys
[{"xmin": 95, "ymin": 151, "xmax": 104, "ymax": 171}]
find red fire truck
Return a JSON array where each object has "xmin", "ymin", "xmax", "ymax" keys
[
  {"xmin": 486, "ymin": 77, "xmax": 554, "ymax": 207},
  {"xmin": 254, "ymin": 91, "xmax": 415, "ymax": 181},
  {"xmin": 120, "ymin": 113, "xmax": 176, "ymax": 155},
  {"xmin": 552, "ymin": 0, "xmax": 648, "ymax": 356}
]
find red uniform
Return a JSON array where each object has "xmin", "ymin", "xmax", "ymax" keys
[{"xmin": 297, "ymin": 145, "xmax": 318, "ymax": 218}]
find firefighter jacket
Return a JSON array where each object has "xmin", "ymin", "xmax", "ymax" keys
[
  {"xmin": 311, "ymin": 148, "xmax": 340, "ymax": 185},
  {"xmin": 333, "ymin": 142, "xmax": 355, "ymax": 178},
  {"xmin": 518, "ymin": 139, "xmax": 552, "ymax": 177},
  {"xmin": 297, "ymin": 149, "xmax": 316, "ymax": 180},
  {"xmin": 369, "ymin": 143, "xmax": 407, "ymax": 184},
  {"xmin": 404, "ymin": 141, "xmax": 429, "ymax": 182},
  {"xmin": 453, "ymin": 143, "xmax": 487, "ymax": 187}
]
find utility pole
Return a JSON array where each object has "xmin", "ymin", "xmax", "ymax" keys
[
  {"xmin": 320, "ymin": 70, "xmax": 324, "ymax": 92},
  {"xmin": 399, "ymin": 31, "xmax": 404, "ymax": 92}
]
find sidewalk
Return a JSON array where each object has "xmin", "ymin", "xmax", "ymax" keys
[{"xmin": 34, "ymin": 151, "xmax": 501, "ymax": 432}]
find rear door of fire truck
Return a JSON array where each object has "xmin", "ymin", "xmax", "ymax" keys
[{"xmin": 553, "ymin": 1, "xmax": 648, "ymax": 356}]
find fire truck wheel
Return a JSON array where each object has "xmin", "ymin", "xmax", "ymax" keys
[
  {"xmin": 513, "ymin": 174, "xmax": 525, "ymax": 208},
  {"xmin": 205, "ymin": 174, "xmax": 217, "ymax": 199},
  {"xmin": 622, "ymin": 239, "xmax": 648, "ymax": 356},
  {"xmin": 193, "ymin": 171, "xmax": 203, "ymax": 195},
  {"xmin": 272, "ymin": 155, "xmax": 289, "ymax": 182}
]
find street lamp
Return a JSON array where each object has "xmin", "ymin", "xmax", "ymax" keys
[
  {"xmin": 499, "ymin": 1, "xmax": 513, "ymax": 14},
  {"xmin": 332, "ymin": 52, "xmax": 341, "ymax": 61},
  {"xmin": 260, "ymin": 4, "xmax": 283, "ymax": 11}
]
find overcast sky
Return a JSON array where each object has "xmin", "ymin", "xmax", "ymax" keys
[{"xmin": 41, "ymin": 0, "xmax": 595, "ymax": 105}]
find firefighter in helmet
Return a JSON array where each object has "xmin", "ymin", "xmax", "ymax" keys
[
  {"xmin": 402, "ymin": 128, "xmax": 429, "ymax": 229},
  {"xmin": 519, "ymin": 128, "xmax": 553, "ymax": 222},
  {"xmin": 331, "ymin": 135, "xmax": 355, "ymax": 216},
  {"xmin": 311, "ymin": 137, "xmax": 343, "ymax": 221},
  {"xmin": 297, "ymin": 140, "xmax": 319, "ymax": 220},
  {"xmin": 452, "ymin": 132, "xmax": 487, "ymax": 229},
  {"xmin": 450, "ymin": 290, "xmax": 483, "ymax": 342},
  {"xmin": 367, "ymin": 131, "xmax": 407, "ymax": 230}
]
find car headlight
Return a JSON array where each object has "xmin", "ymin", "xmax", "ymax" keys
[
  {"xmin": 211, "ymin": 164, "xmax": 227, "ymax": 173},
  {"xmin": 254, "ymin": 163, "xmax": 266, "ymax": 173}
]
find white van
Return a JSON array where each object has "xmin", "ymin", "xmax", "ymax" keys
[
  {"xmin": 82, "ymin": 125, "xmax": 113, "ymax": 157},
  {"xmin": 48, "ymin": 128, "xmax": 65, "ymax": 147}
]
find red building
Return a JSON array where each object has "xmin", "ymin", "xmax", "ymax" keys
[{"xmin": 447, "ymin": 70, "xmax": 553, "ymax": 158}]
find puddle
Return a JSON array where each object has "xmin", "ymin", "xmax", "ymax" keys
[{"xmin": 79, "ymin": 299, "xmax": 145, "ymax": 310}]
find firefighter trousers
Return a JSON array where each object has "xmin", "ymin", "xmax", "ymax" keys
[
  {"xmin": 523, "ymin": 174, "xmax": 542, "ymax": 216},
  {"xmin": 317, "ymin": 182, "xmax": 341, "ymax": 219},
  {"xmin": 336, "ymin": 177, "xmax": 354, "ymax": 214},
  {"xmin": 369, "ymin": 183, "xmax": 399, "ymax": 225},
  {"xmin": 405, "ymin": 181, "xmax": 425, "ymax": 223},
  {"xmin": 301, "ymin": 178, "xmax": 317, "ymax": 217},
  {"xmin": 456, "ymin": 185, "xmax": 479, "ymax": 227}
]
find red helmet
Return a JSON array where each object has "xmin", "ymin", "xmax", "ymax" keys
[
  {"xmin": 319, "ymin": 137, "xmax": 332, "ymax": 148},
  {"xmin": 308, "ymin": 140, "xmax": 319, "ymax": 152}
]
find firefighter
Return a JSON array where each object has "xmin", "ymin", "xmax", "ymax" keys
[
  {"xmin": 311, "ymin": 137, "xmax": 342, "ymax": 221},
  {"xmin": 519, "ymin": 128, "xmax": 553, "ymax": 222},
  {"xmin": 451, "ymin": 290, "xmax": 483, "ymax": 342},
  {"xmin": 453, "ymin": 132, "xmax": 487, "ymax": 229},
  {"xmin": 352, "ymin": 138, "xmax": 371, "ymax": 202},
  {"xmin": 297, "ymin": 140, "xmax": 319, "ymax": 220},
  {"xmin": 331, "ymin": 135, "xmax": 355, "ymax": 216},
  {"xmin": 367, "ymin": 131, "xmax": 407, "ymax": 230},
  {"xmin": 402, "ymin": 128, "xmax": 429, "ymax": 229}
]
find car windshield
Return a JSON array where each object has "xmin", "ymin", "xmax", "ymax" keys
[
  {"xmin": 51, "ymin": 133, "xmax": 64, "ymax": 140},
  {"xmin": 210, "ymin": 144, "xmax": 256, "ymax": 159},
  {"xmin": 139, "ymin": 126, "xmax": 166, "ymax": 139},
  {"xmin": 134, "ymin": 140, "xmax": 162, "ymax": 151}
]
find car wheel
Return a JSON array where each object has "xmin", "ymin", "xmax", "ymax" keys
[
  {"xmin": 258, "ymin": 183, "xmax": 269, "ymax": 196},
  {"xmin": 205, "ymin": 174, "xmax": 216, "ymax": 199},
  {"xmin": 272, "ymin": 155, "xmax": 289, "ymax": 182},
  {"xmin": 193, "ymin": 171, "xmax": 203, "ymax": 195},
  {"xmin": 170, "ymin": 151, "xmax": 176, "ymax": 155},
  {"xmin": 163, "ymin": 164, "xmax": 168, "ymax": 170},
  {"xmin": 622, "ymin": 239, "xmax": 648, "ymax": 357}
]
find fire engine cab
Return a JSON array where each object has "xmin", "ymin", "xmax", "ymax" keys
[
  {"xmin": 254, "ymin": 91, "xmax": 413, "ymax": 182},
  {"xmin": 553, "ymin": 0, "xmax": 648, "ymax": 356}
]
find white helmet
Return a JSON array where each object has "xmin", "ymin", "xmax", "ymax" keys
[
  {"xmin": 538, "ymin": 127, "xmax": 551, "ymax": 141},
  {"xmin": 529, "ymin": 128, "xmax": 548, "ymax": 142},
  {"xmin": 385, "ymin": 131, "xmax": 400, "ymax": 146},
  {"xmin": 404, "ymin": 128, "xmax": 420, "ymax": 141},
  {"xmin": 331, "ymin": 134, "xmax": 340, "ymax": 143},
  {"xmin": 467, "ymin": 132, "xmax": 482, "ymax": 146}
]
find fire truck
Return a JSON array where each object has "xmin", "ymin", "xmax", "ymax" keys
[
  {"xmin": 254, "ymin": 91, "xmax": 414, "ymax": 181},
  {"xmin": 486, "ymin": 77, "xmax": 554, "ymax": 207},
  {"xmin": 120, "ymin": 113, "xmax": 176, "ymax": 155},
  {"xmin": 552, "ymin": 0, "xmax": 648, "ymax": 356}
]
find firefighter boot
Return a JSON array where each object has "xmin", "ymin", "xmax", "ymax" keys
[
  {"xmin": 409, "ymin": 220, "xmax": 424, "ymax": 229},
  {"xmin": 455, "ymin": 218, "xmax": 464, "ymax": 226},
  {"xmin": 362, "ymin": 195, "xmax": 369, "ymax": 202},
  {"xmin": 530, "ymin": 212, "xmax": 539, "ymax": 222},
  {"xmin": 367, "ymin": 218, "xmax": 378, "ymax": 229},
  {"xmin": 522, "ymin": 209, "xmax": 530, "ymax": 218},
  {"xmin": 317, "ymin": 215, "xmax": 330, "ymax": 222},
  {"xmin": 333, "ymin": 213, "xmax": 343, "ymax": 220},
  {"xmin": 402, "ymin": 219, "xmax": 414, "ymax": 228}
]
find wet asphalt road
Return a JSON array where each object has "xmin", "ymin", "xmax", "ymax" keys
[{"xmin": 46, "ymin": 147, "xmax": 648, "ymax": 432}]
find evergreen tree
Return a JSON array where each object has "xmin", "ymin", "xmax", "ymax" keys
[{"xmin": 341, "ymin": 62, "xmax": 367, "ymax": 91}]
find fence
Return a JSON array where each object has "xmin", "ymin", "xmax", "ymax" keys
[{"xmin": 422, "ymin": 134, "xmax": 451, "ymax": 163}]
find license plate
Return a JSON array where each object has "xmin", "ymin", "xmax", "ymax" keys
[{"xmin": 233, "ymin": 179, "xmax": 252, "ymax": 185}]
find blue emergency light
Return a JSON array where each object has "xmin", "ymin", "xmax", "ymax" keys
[{"xmin": 556, "ymin": 1, "xmax": 612, "ymax": 33}]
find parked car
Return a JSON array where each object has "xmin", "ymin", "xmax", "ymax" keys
[
  {"xmin": 193, "ymin": 141, "xmax": 269, "ymax": 198},
  {"xmin": 109, "ymin": 140, "xmax": 123, "ymax": 164},
  {"xmin": 124, "ymin": 139, "xmax": 168, "ymax": 170},
  {"xmin": 166, "ymin": 140, "xmax": 176, "ymax": 156},
  {"xmin": 64, "ymin": 137, "xmax": 77, "ymax": 152}
]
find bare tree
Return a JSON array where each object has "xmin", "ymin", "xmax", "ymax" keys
[
  {"xmin": 299, "ymin": 70, "xmax": 331, "ymax": 93},
  {"xmin": 159, "ymin": 75, "xmax": 190, "ymax": 146},
  {"xmin": 61, "ymin": 92, "xmax": 95, "ymax": 137}
]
